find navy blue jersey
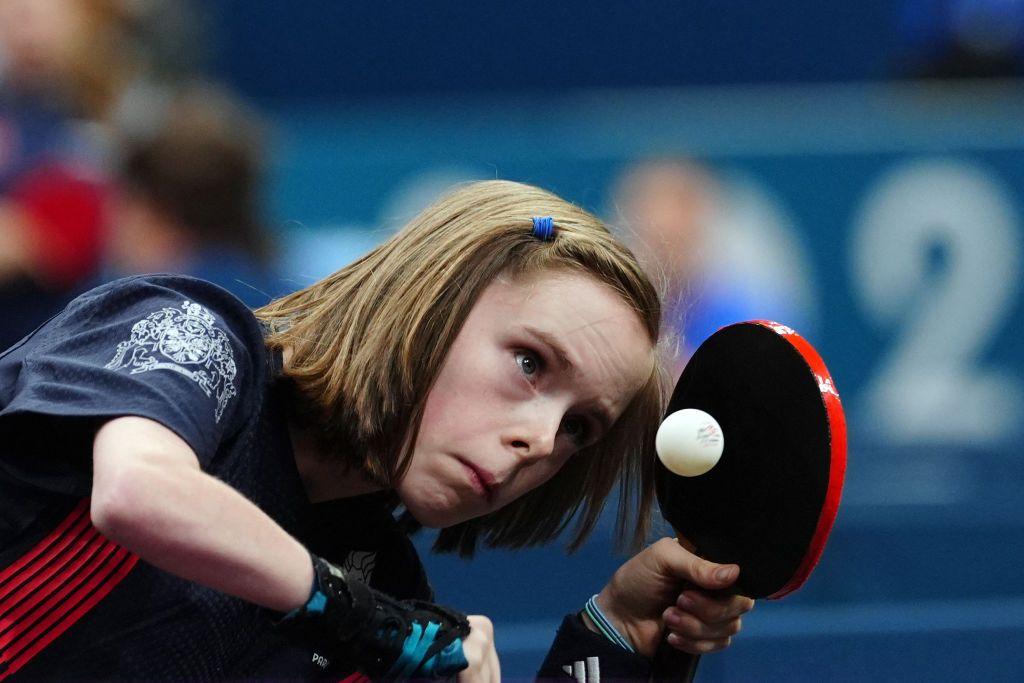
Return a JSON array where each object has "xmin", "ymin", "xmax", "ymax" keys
[{"xmin": 0, "ymin": 275, "xmax": 431, "ymax": 681}]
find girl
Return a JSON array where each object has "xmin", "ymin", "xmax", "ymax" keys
[{"xmin": 0, "ymin": 180, "xmax": 752, "ymax": 681}]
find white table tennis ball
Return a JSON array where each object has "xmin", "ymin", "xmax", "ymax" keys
[{"xmin": 656, "ymin": 408, "xmax": 724, "ymax": 477}]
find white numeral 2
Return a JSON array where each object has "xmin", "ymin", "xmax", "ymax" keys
[{"xmin": 850, "ymin": 159, "xmax": 1022, "ymax": 445}]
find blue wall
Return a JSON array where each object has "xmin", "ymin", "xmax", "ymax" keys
[{"xmin": 207, "ymin": 1, "xmax": 902, "ymax": 99}]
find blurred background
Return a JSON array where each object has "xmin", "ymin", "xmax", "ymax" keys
[{"xmin": 2, "ymin": 1, "xmax": 1022, "ymax": 680}]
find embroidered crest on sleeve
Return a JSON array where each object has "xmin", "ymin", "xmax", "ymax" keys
[{"xmin": 105, "ymin": 300, "xmax": 238, "ymax": 422}]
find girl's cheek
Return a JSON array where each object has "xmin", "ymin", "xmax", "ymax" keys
[{"xmin": 529, "ymin": 456, "xmax": 570, "ymax": 491}]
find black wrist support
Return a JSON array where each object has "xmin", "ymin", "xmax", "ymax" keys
[{"xmin": 280, "ymin": 554, "xmax": 470, "ymax": 680}]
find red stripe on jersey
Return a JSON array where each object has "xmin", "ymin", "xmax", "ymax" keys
[
  {"xmin": 338, "ymin": 673, "xmax": 371, "ymax": 683},
  {"xmin": 0, "ymin": 527, "xmax": 108, "ymax": 641},
  {"xmin": 0, "ymin": 500, "xmax": 138, "ymax": 681},
  {"xmin": 2, "ymin": 549, "xmax": 137, "ymax": 677},
  {"xmin": 0, "ymin": 500, "xmax": 90, "ymax": 589}
]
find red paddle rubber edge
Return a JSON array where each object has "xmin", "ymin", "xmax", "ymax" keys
[{"xmin": 749, "ymin": 321, "xmax": 847, "ymax": 598}]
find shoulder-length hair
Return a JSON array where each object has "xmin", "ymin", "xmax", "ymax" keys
[{"xmin": 256, "ymin": 180, "xmax": 667, "ymax": 555}]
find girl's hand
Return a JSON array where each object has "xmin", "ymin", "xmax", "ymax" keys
[
  {"xmin": 591, "ymin": 537, "xmax": 754, "ymax": 658},
  {"xmin": 458, "ymin": 615, "xmax": 500, "ymax": 683}
]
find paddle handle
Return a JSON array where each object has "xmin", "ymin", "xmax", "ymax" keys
[
  {"xmin": 651, "ymin": 644, "xmax": 700, "ymax": 682},
  {"xmin": 649, "ymin": 535, "xmax": 702, "ymax": 682}
]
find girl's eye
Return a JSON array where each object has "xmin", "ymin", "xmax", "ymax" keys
[
  {"xmin": 515, "ymin": 350, "xmax": 541, "ymax": 377},
  {"xmin": 562, "ymin": 416, "xmax": 590, "ymax": 446}
]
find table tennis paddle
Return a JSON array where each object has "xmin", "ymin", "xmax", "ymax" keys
[{"xmin": 650, "ymin": 320, "xmax": 847, "ymax": 682}]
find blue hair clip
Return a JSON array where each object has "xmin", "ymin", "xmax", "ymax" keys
[{"xmin": 532, "ymin": 216, "xmax": 555, "ymax": 241}]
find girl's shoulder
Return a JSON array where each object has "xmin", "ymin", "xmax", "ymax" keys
[{"xmin": 67, "ymin": 274, "xmax": 261, "ymax": 328}]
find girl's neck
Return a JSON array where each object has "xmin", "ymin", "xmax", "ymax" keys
[
  {"xmin": 288, "ymin": 422, "xmax": 384, "ymax": 503},
  {"xmin": 281, "ymin": 345, "xmax": 385, "ymax": 503}
]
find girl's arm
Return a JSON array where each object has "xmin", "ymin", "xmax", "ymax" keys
[
  {"xmin": 92, "ymin": 415, "xmax": 494, "ymax": 680},
  {"xmin": 91, "ymin": 415, "xmax": 313, "ymax": 612}
]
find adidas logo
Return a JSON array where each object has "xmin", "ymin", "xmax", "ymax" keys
[{"xmin": 562, "ymin": 656, "xmax": 601, "ymax": 682}]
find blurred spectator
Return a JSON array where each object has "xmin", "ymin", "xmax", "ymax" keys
[
  {"xmin": 0, "ymin": 0, "xmax": 140, "ymax": 121},
  {"xmin": 0, "ymin": 0, "xmax": 135, "ymax": 349},
  {"xmin": 105, "ymin": 85, "xmax": 278, "ymax": 307},
  {"xmin": 0, "ymin": 0, "xmax": 210, "ymax": 350},
  {"xmin": 897, "ymin": 0, "xmax": 1024, "ymax": 78},
  {"xmin": 611, "ymin": 159, "xmax": 812, "ymax": 371}
]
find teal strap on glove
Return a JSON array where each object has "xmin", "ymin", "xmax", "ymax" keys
[
  {"xmin": 420, "ymin": 636, "xmax": 468, "ymax": 677},
  {"xmin": 384, "ymin": 622, "xmax": 468, "ymax": 678}
]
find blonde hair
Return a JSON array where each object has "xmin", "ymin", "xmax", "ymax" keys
[{"xmin": 257, "ymin": 180, "xmax": 666, "ymax": 555}]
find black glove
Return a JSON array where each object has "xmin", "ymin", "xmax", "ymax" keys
[{"xmin": 280, "ymin": 554, "xmax": 470, "ymax": 679}]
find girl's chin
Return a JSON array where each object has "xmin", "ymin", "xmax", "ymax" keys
[{"xmin": 398, "ymin": 477, "xmax": 480, "ymax": 528}]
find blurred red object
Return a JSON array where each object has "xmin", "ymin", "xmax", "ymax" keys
[{"xmin": 10, "ymin": 163, "xmax": 107, "ymax": 286}]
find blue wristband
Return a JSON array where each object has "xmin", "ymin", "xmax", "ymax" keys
[{"xmin": 583, "ymin": 594, "xmax": 636, "ymax": 653}]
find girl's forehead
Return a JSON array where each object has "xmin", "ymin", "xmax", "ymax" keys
[
  {"xmin": 486, "ymin": 269, "xmax": 641, "ymax": 326},
  {"xmin": 478, "ymin": 269, "xmax": 655, "ymax": 405}
]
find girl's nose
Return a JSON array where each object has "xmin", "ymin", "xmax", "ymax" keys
[{"xmin": 508, "ymin": 411, "xmax": 561, "ymax": 462}]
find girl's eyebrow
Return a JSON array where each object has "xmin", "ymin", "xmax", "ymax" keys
[
  {"xmin": 522, "ymin": 325, "xmax": 575, "ymax": 376},
  {"xmin": 521, "ymin": 325, "xmax": 614, "ymax": 432}
]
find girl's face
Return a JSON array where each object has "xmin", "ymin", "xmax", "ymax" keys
[{"xmin": 397, "ymin": 268, "xmax": 653, "ymax": 527}]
